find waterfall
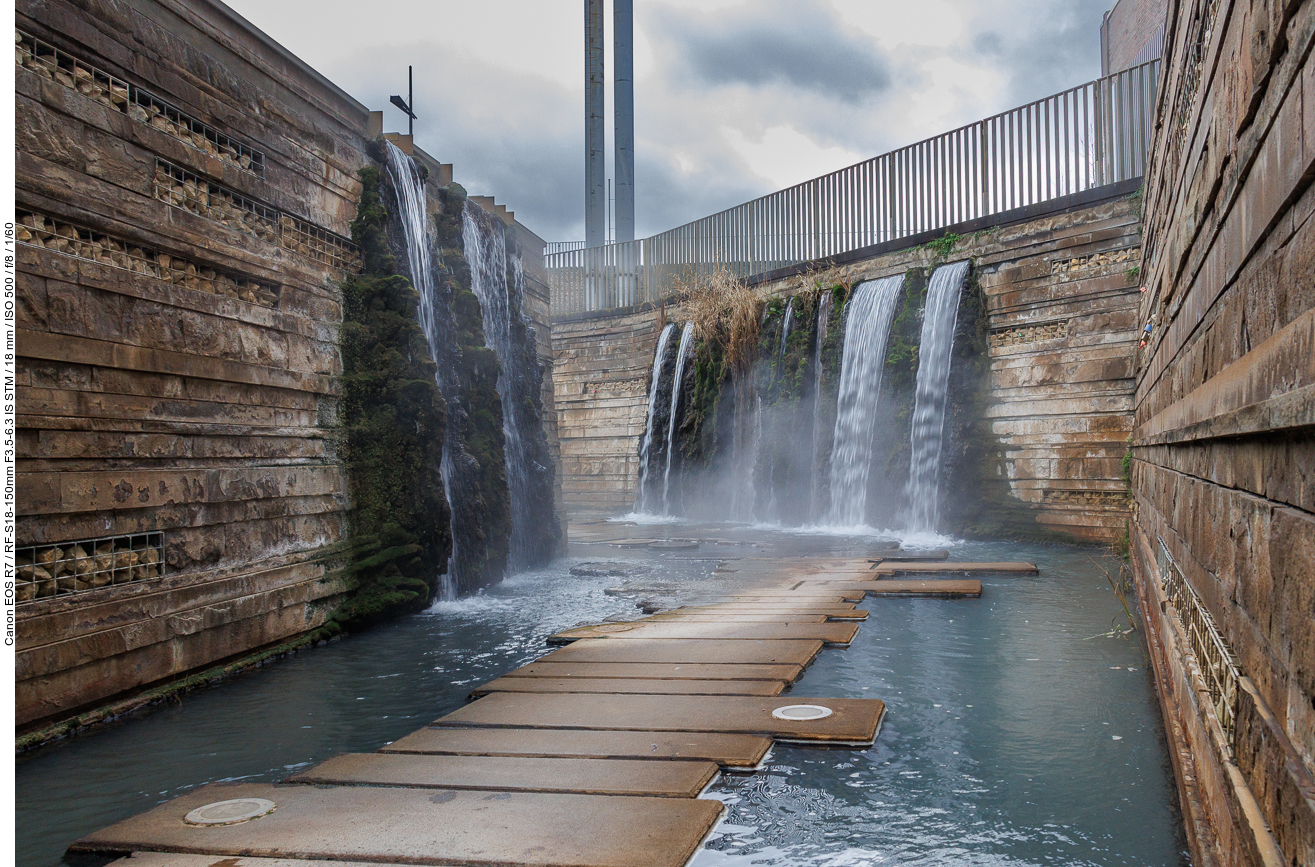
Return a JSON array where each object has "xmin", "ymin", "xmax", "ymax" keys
[
  {"xmin": 826, "ymin": 275, "xmax": 904, "ymax": 526},
  {"xmin": 809, "ymin": 291, "xmax": 833, "ymax": 521},
  {"xmin": 461, "ymin": 203, "xmax": 554, "ymax": 573},
  {"xmin": 905, "ymin": 260, "xmax": 969, "ymax": 533},
  {"xmin": 662, "ymin": 322, "xmax": 695, "ymax": 514},
  {"xmin": 382, "ymin": 141, "xmax": 463, "ymax": 587},
  {"xmin": 775, "ymin": 301, "xmax": 794, "ymax": 374},
  {"xmin": 636, "ymin": 322, "xmax": 676, "ymax": 513}
]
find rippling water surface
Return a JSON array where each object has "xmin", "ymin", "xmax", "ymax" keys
[{"xmin": 16, "ymin": 529, "xmax": 1185, "ymax": 867}]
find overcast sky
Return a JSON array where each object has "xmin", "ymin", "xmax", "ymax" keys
[{"xmin": 223, "ymin": 0, "xmax": 1112, "ymax": 241}]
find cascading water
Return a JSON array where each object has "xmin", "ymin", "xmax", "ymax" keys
[
  {"xmin": 826, "ymin": 275, "xmax": 904, "ymax": 527},
  {"xmin": 809, "ymin": 291, "xmax": 834, "ymax": 521},
  {"xmin": 636, "ymin": 322, "xmax": 676, "ymax": 513},
  {"xmin": 662, "ymin": 322, "xmax": 695, "ymax": 514},
  {"xmin": 775, "ymin": 301, "xmax": 794, "ymax": 374},
  {"xmin": 382, "ymin": 141, "xmax": 461, "ymax": 596},
  {"xmin": 905, "ymin": 260, "xmax": 969, "ymax": 533},
  {"xmin": 461, "ymin": 203, "xmax": 558, "ymax": 573}
]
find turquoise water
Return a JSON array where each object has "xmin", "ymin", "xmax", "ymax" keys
[{"xmin": 16, "ymin": 532, "xmax": 1185, "ymax": 867}]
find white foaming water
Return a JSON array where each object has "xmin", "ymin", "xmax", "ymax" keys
[
  {"xmin": 775, "ymin": 300, "xmax": 794, "ymax": 372},
  {"xmin": 905, "ymin": 260, "xmax": 969, "ymax": 534},
  {"xmin": 636, "ymin": 322, "xmax": 676, "ymax": 513},
  {"xmin": 808, "ymin": 291, "xmax": 833, "ymax": 521},
  {"xmin": 826, "ymin": 276, "xmax": 904, "ymax": 526},
  {"xmin": 609, "ymin": 511, "xmax": 683, "ymax": 525},
  {"xmin": 662, "ymin": 322, "xmax": 695, "ymax": 514}
]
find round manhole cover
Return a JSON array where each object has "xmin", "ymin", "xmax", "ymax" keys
[
  {"xmin": 771, "ymin": 704, "xmax": 834, "ymax": 721},
  {"xmin": 184, "ymin": 798, "xmax": 276, "ymax": 826}
]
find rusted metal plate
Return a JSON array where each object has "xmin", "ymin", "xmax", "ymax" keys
[
  {"xmin": 845, "ymin": 579, "xmax": 983, "ymax": 597},
  {"xmin": 72, "ymin": 782, "xmax": 723, "ymax": 867},
  {"xmin": 502, "ymin": 661, "xmax": 804, "ymax": 681},
  {"xmin": 540, "ymin": 638, "xmax": 825, "ymax": 667},
  {"xmin": 378, "ymin": 727, "xmax": 772, "ymax": 768},
  {"xmin": 470, "ymin": 676, "xmax": 786, "ymax": 698},
  {"xmin": 434, "ymin": 693, "xmax": 886, "ymax": 744},
  {"xmin": 290, "ymin": 753, "xmax": 721, "ymax": 798},
  {"xmin": 870, "ymin": 561, "xmax": 1037, "ymax": 575},
  {"xmin": 548, "ymin": 621, "xmax": 858, "ymax": 646}
]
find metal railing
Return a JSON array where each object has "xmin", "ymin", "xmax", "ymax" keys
[
  {"xmin": 549, "ymin": 59, "xmax": 1160, "ymax": 314},
  {"xmin": 1158, "ymin": 538, "xmax": 1241, "ymax": 744}
]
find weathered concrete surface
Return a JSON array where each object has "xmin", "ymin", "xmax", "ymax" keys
[
  {"xmin": 502, "ymin": 661, "xmax": 805, "ymax": 681},
  {"xmin": 434, "ymin": 693, "xmax": 887, "ymax": 744},
  {"xmin": 841, "ymin": 580, "xmax": 984, "ymax": 598},
  {"xmin": 869, "ymin": 561, "xmax": 1036, "ymax": 576},
  {"xmin": 378, "ymin": 727, "xmax": 773, "ymax": 768},
  {"xmin": 291, "ymin": 753, "xmax": 721, "ymax": 797},
  {"xmin": 641, "ymin": 613, "xmax": 831, "ymax": 622},
  {"xmin": 470, "ymin": 676, "xmax": 787, "ymax": 697},
  {"xmin": 541, "ymin": 638, "xmax": 824, "ymax": 667},
  {"xmin": 72, "ymin": 782, "xmax": 723, "ymax": 867},
  {"xmin": 1131, "ymin": 0, "xmax": 1315, "ymax": 864},
  {"xmin": 548, "ymin": 620, "xmax": 858, "ymax": 646}
]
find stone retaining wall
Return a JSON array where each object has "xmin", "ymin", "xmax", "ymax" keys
[
  {"xmin": 15, "ymin": 0, "xmax": 561, "ymax": 729},
  {"xmin": 1133, "ymin": 0, "xmax": 1315, "ymax": 863},
  {"xmin": 552, "ymin": 193, "xmax": 1143, "ymax": 542}
]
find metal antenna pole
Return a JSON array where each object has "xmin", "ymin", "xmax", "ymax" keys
[{"xmin": 408, "ymin": 65, "xmax": 413, "ymax": 137}]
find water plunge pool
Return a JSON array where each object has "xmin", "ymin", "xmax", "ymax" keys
[{"xmin": 18, "ymin": 530, "xmax": 1185, "ymax": 867}]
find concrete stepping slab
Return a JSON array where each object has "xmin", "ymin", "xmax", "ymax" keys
[
  {"xmin": 548, "ymin": 620, "xmax": 858, "ymax": 646},
  {"xmin": 72, "ymin": 782, "xmax": 722, "ymax": 867},
  {"xmin": 470, "ymin": 676, "xmax": 786, "ymax": 698},
  {"xmin": 729, "ymin": 591, "xmax": 866, "ymax": 602},
  {"xmin": 870, "ymin": 550, "xmax": 949, "ymax": 562},
  {"xmin": 871, "ymin": 561, "xmax": 1037, "ymax": 575},
  {"xmin": 434, "ymin": 693, "xmax": 887, "ymax": 745},
  {"xmin": 502, "ymin": 661, "xmax": 804, "ymax": 682},
  {"xmin": 846, "ymin": 579, "xmax": 983, "ymax": 597},
  {"xmin": 641, "ymin": 613, "xmax": 830, "ymax": 623},
  {"xmin": 676, "ymin": 604, "xmax": 866, "ymax": 620},
  {"xmin": 290, "ymin": 753, "xmax": 721, "ymax": 798},
  {"xmin": 379, "ymin": 727, "xmax": 773, "ymax": 768},
  {"xmin": 541, "ymin": 638, "xmax": 825, "ymax": 667},
  {"xmin": 105, "ymin": 855, "xmax": 399, "ymax": 867}
]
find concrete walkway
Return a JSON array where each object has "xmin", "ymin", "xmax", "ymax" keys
[{"xmin": 73, "ymin": 546, "xmax": 1007, "ymax": 867}]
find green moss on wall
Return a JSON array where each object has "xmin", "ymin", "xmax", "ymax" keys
[{"xmin": 331, "ymin": 166, "xmax": 452, "ymax": 633}]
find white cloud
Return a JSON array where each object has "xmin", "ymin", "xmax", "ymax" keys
[{"xmin": 222, "ymin": 0, "xmax": 1113, "ymax": 241}]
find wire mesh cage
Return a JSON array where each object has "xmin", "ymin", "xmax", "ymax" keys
[
  {"xmin": 15, "ymin": 209, "xmax": 280, "ymax": 307},
  {"xmin": 130, "ymin": 90, "xmax": 265, "ymax": 177},
  {"xmin": 15, "ymin": 29, "xmax": 130, "ymax": 113},
  {"xmin": 17, "ymin": 532, "xmax": 165, "ymax": 604},
  {"xmin": 153, "ymin": 159, "xmax": 280, "ymax": 243}
]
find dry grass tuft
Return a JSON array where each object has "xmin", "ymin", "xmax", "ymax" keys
[{"xmin": 674, "ymin": 266, "xmax": 762, "ymax": 374}]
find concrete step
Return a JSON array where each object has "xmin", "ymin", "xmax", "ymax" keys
[
  {"xmin": 72, "ymin": 782, "xmax": 722, "ymax": 867},
  {"xmin": 728, "ymin": 590, "xmax": 866, "ymax": 602},
  {"xmin": 290, "ymin": 753, "xmax": 721, "ymax": 798},
  {"xmin": 434, "ymin": 693, "xmax": 887, "ymax": 744},
  {"xmin": 640, "ymin": 613, "xmax": 830, "ymax": 622},
  {"xmin": 378, "ymin": 727, "xmax": 772, "ymax": 768},
  {"xmin": 502, "ymin": 661, "xmax": 804, "ymax": 682},
  {"xmin": 846, "ymin": 579, "xmax": 984, "ymax": 598},
  {"xmin": 870, "ymin": 561, "xmax": 1038, "ymax": 575},
  {"xmin": 674, "ymin": 604, "xmax": 866, "ymax": 620},
  {"xmin": 548, "ymin": 620, "xmax": 858, "ymax": 646},
  {"xmin": 471, "ymin": 675, "xmax": 786, "ymax": 698},
  {"xmin": 541, "ymin": 638, "xmax": 825, "ymax": 667}
]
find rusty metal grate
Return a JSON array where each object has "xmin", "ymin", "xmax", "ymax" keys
[
  {"xmin": 1157, "ymin": 537, "xmax": 1241, "ymax": 744},
  {"xmin": 17, "ymin": 532, "xmax": 165, "ymax": 604},
  {"xmin": 15, "ymin": 209, "xmax": 280, "ymax": 307}
]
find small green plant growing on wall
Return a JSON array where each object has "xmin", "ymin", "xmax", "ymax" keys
[
  {"xmin": 1126, "ymin": 265, "xmax": 1141, "ymax": 283},
  {"xmin": 1086, "ymin": 556, "xmax": 1138, "ymax": 638},
  {"xmin": 924, "ymin": 232, "xmax": 961, "ymax": 259}
]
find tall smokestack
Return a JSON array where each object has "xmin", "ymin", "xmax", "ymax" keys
[
  {"xmin": 613, "ymin": 0, "xmax": 634, "ymax": 243},
  {"xmin": 584, "ymin": 0, "xmax": 606, "ymax": 247}
]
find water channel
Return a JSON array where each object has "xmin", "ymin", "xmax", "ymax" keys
[{"xmin": 18, "ymin": 527, "xmax": 1186, "ymax": 867}]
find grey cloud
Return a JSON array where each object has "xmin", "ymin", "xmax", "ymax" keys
[
  {"xmin": 963, "ymin": 0, "xmax": 1109, "ymax": 105},
  {"xmin": 647, "ymin": 0, "xmax": 892, "ymax": 103}
]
